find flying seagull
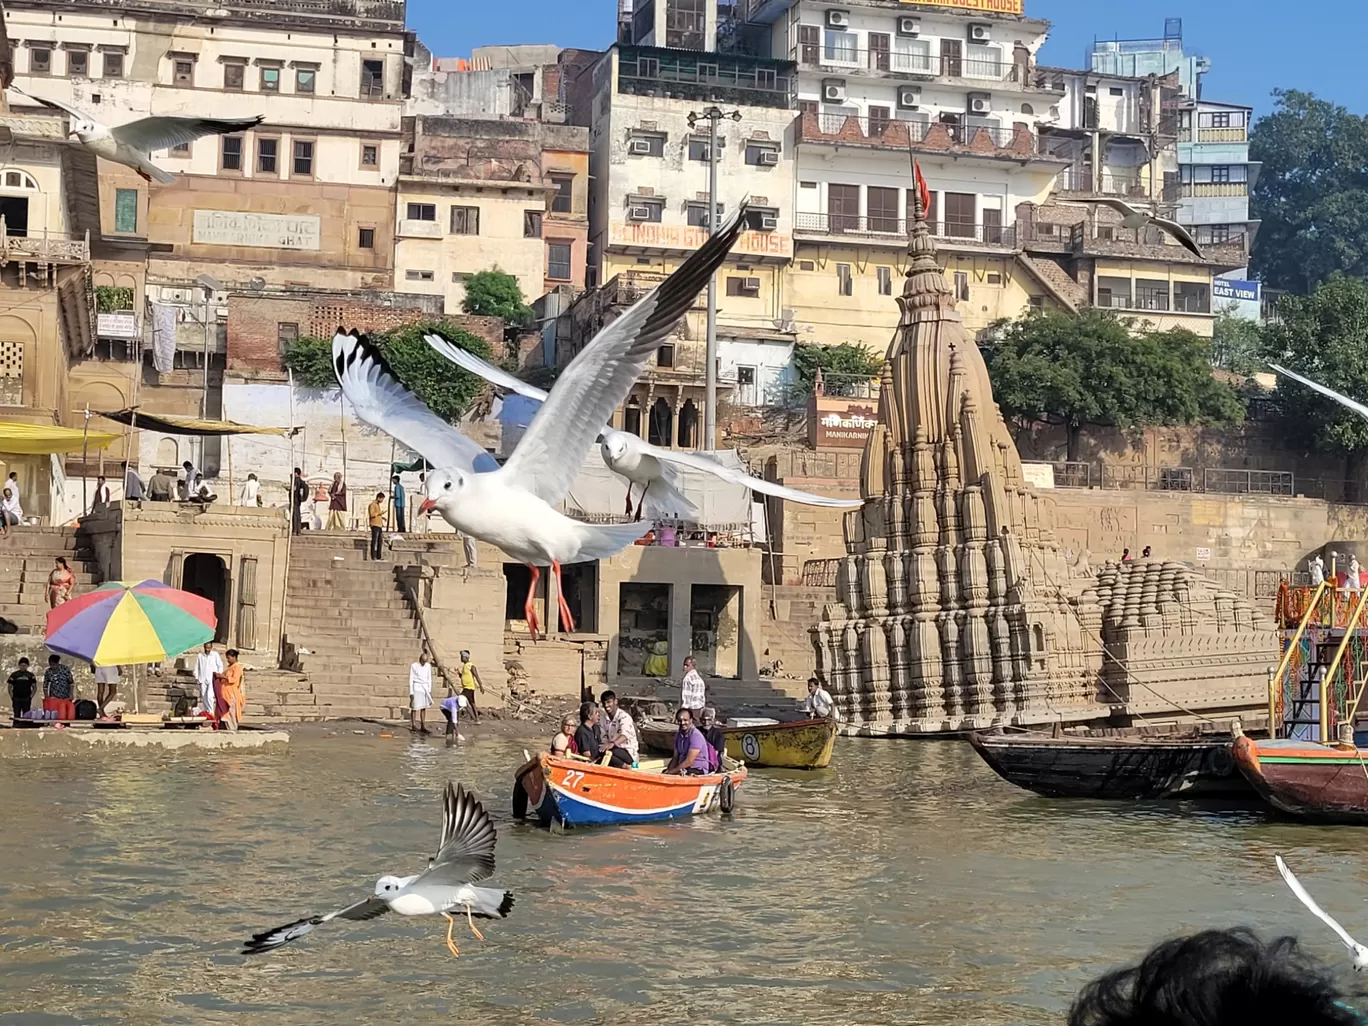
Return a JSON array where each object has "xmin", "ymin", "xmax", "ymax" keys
[
  {"xmin": 10, "ymin": 88, "xmax": 263, "ymax": 184},
  {"xmin": 427, "ymin": 337, "xmax": 864, "ymax": 519},
  {"xmin": 1276, "ymin": 855, "xmax": 1368, "ymax": 970},
  {"xmin": 243, "ymin": 783, "xmax": 512, "ymax": 958},
  {"xmin": 1076, "ymin": 197, "xmax": 1203, "ymax": 258},
  {"xmin": 1271, "ymin": 364, "xmax": 1368, "ymax": 422},
  {"xmin": 331, "ymin": 205, "xmax": 749, "ymax": 639}
]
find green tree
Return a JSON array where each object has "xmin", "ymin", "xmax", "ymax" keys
[
  {"xmin": 1263, "ymin": 274, "xmax": 1368, "ymax": 473},
  {"xmin": 1250, "ymin": 90, "xmax": 1368, "ymax": 292},
  {"xmin": 1211, "ymin": 304, "xmax": 1264, "ymax": 375},
  {"xmin": 461, "ymin": 268, "xmax": 532, "ymax": 325},
  {"xmin": 282, "ymin": 322, "xmax": 495, "ymax": 423},
  {"xmin": 791, "ymin": 341, "xmax": 882, "ymax": 387},
  {"xmin": 982, "ymin": 310, "xmax": 1243, "ymax": 462}
]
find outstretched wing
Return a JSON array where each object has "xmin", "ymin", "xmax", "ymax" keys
[
  {"xmin": 1271, "ymin": 364, "xmax": 1368, "ymax": 423},
  {"xmin": 113, "ymin": 114, "xmax": 265, "ymax": 153},
  {"xmin": 417, "ymin": 782, "xmax": 497, "ymax": 887},
  {"xmin": 425, "ymin": 334, "xmax": 550, "ymax": 404},
  {"xmin": 1276, "ymin": 855, "xmax": 1368, "ymax": 956},
  {"xmin": 498, "ymin": 205, "xmax": 749, "ymax": 506},
  {"xmin": 241, "ymin": 896, "xmax": 389, "ymax": 955},
  {"xmin": 331, "ymin": 330, "xmax": 498, "ymax": 474},
  {"xmin": 1149, "ymin": 214, "xmax": 1204, "ymax": 258},
  {"xmin": 651, "ymin": 447, "xmax": 864, "ymax": 508}
]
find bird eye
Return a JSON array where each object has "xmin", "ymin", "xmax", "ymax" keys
[{"xmin": 444, "ymin": 481, "xmax": 452, "ymax": 490}]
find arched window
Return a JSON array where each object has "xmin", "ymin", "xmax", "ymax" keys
[
  {"xmin": 623, "ymin": 395, "xmax": 642, "ymax": 437},
  {"xmin": 677, "ymin": 399, "xmax": 698, "ymax": 449},
  {"xmin": 1020, "ymin": 103, "xmax": 1034, "ymax": 116},
  {"xmin": 0, "ymin": 170, "xmax": 38, "ymax": 190},
  {"xmin": 647, "ymin": 397, "xmax": 673, "ymax": 447},
  {"xmin": 155, "ymin": 437, "xmax": 179, "ymax": 468}
]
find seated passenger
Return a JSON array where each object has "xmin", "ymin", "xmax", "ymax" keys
[
  {"xmin": 573, "ymin": 701, "xmax": 603, "ymax": 762},
  {"xmin": 598, "ymin": 689, "xmax": 638, "ymax": 768},
  {"xmin": 698, "ymin": 707, "xmax": 727, "ymax": 772},
  {"xmin": 665, "ymin": 707, "xmax": 711, "ymax": 776},
  {"xmin": 551, "ymin": 713, "xmax": 578, "ymax": 756}
]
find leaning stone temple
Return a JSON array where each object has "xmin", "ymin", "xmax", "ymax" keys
[{"xmin": 812, "ymin": 191, "xmax": 1276, "ymax": 735}]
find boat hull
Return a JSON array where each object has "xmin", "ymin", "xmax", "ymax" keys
[
  {"xmin": 1233, "ymin": 736, "xmax": 1368, "ymax": 823},
  {"xmin": 969, "ymin": 732, "xmax": 1251, "ymax": 800},
  {"xmin": 514, "ymin": 753, "xmax": 747, "ymax": 830},
  {"xmin": 639, "ymin": 718, "xmax": 838, "ymax": 770}
]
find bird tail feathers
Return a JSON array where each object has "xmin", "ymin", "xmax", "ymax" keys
[
  {"xmin": 143, "ymin": 163, "xmax": 177, "ymax": 185},
  {"xmin": 641, "ymin": 469, "xmax": 699, "ymax": 520},
  {"xmin": 469, "ymin": 886, "xmax": 514, "ymax": 919},
  {"xmin": 574, "ymin": 521, "xmax": 650, "ymax": 562}
]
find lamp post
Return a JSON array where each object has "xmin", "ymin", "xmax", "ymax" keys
[{"xmin": 686, "ymin": 105, "xmax": 741, "ymax": 452}]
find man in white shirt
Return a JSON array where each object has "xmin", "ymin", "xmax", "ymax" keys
[
  {"xmin": 1309, "ymin": 553, "xmax": 1326, "ymax": 587},
  {"xmin": 240, "ymin": 473, "xmax": 260, "ymax": 507},
  {"xmin": 0, "ymin": 484, "xmax": 20, "ymax": 537},
  {"xmin": 599, "ymin": 689, "xmax": 638, "ymax": 767},
  {"xmin": 409, "ymin": 651, "xmax": 434, "ymax": 735},
  {"xmin": 193, "ymin": 642, "xmax": 223, "ymax": 716},
  {"xmin": 679, "ymin": 655, "xmax": 706, "ymax": 715},
  {"xmin": 803, "ymin": 676, "xmax": 836, "ymax": 720}
]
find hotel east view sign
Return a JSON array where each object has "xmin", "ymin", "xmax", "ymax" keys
[
  {"xmin": 609, "ymin": 222, "xmax": 793, "ymax": 259},
  {"xmin": 900, "ymin": 0, "xmax": 1024, "ymax": 11},
  {"xmin": 192, "ymin": 210, "xmax": 322, "ymax": 251}
]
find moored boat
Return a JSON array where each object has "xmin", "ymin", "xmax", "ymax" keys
[
  {"xmin": 1232, "ymin": 735, "xmax": 1368, "ymax": 823},
  {"xmin": 512, "ymin": 752, "xmax": 747, "ymax": 830},
  {"xmin": 968, "ymin": 730, "xmax": 1252, "ymax": 800},
  {"xmin": 639, "ymin": 717, "xmax": 838, "ymax": 770}
]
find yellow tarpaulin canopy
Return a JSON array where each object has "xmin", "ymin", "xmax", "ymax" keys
[
  {"xmin": 0, "ymin": 421, "xmax": 119, "ymax": 455},
  {"xmin": 96, "ymin": 410, "xmax": 294, "ymax": 437}
]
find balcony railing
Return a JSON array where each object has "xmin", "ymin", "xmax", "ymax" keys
[
  {"xmin": 793, "ymin": 46, "xmax": 1029, "ymax": 85},
  {"xmin": 0, "ymin": 225, "xmax": 90, "ymax": 265},
  {"xmin": 1055, "ymin": 169, "xmax": 1147, "ymax": 199},
  {"xmin": 617, "ymin": 46, "xmax": 796, "ymax": 110},
  {"xmin": 794, "ymin": 212, "xmax": 1016, "ymax": 247},
  {"xmin": 1164, "ymin": 182, "xmax": 1250, "ymax": 200},
  {"xmin": 1180, "ymin": 126, "xmax": 1249, "ymax": 144},
  {"xmin": 797, "ymin": 111, "xmax": 1044, "ymax": 159}
]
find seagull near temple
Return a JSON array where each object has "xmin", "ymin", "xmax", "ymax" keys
[
  {"xmin": 9, "ymin": 87, "xmax": 263, "ymax": 184},
  {"xmin": 424, "ymin": 336, "xmax": 865, "ymax": 521},
  {"xmin": 1275, "ymin": 855, "xmax": 1368, "ymax": 971},
  {"xmin": 332, "ymin": 205, "xmax": 750, "ymax": 639},
  {"xmin": 242, "ymin": 783, "xmax": 512, "ymax": 958},
  {"xmin": 1270, "ymin": 364, "xmax": 1368, "ymax": 422},
  {"xmin": 1075, "ymin": 197, "xmax": 1204, "ymax": 258}
]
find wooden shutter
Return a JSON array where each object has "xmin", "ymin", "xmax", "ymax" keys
[
  {"xmin": 166, "ymin": 550, "xmax": 184, "ymax": 589},
  {"xmin": 237, "ymin": 556, "xmax": 258, "ymax": 651}
]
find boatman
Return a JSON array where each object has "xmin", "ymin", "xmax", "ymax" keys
[
  {"xmin": 803, "ymin": 677, "xmax": 836, "ymax": 720},
  {"xmin": 409, "ymin": 650, "xmax": 434, "ymax": 735},
  {"xmin": 679, "ymin": 655, "xmax": 707, "ymax": 716}
]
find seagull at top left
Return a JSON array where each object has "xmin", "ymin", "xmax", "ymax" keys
[{"xmin": 7, "ymin": 87, "xmax": 263, "ymax": 184}]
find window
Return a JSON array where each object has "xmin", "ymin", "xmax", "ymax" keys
[
  {"xmin": 1200, "ymin": 224, "xmax": 1236, "ymax": 245},
  {"xmin": 524, "ymin": 210, "xmax": 543, "ymax": 238},
  {"xmin": 745, "ymin": 143, "xmax": 780, "ymax": 165},
  {"xmin": 406, "ymin": 202, "xmax": 436, "ymax": 221},
  {"xmin": 965, "ymin": 43, "xmax": 1001, "ymax": 79},
  {"xmin": 103, "ymin": 51, "xmax": 124, "ymax": 78},
  {"xmin": 688, "ymin": 137, "xmax": 715, "ymax": 162},
  {"xmin": 550, "ymin": 173, "xmax": 574, "ymax": 214},
  {"xmin": 836, "ymin": 263, "xmax": 852, "ymax": 296},
  {"xmin": 1134, "ymin": 278, "xmax": 1170, "ymax": 311},
  {"xmin": 0, "ymin": 340, "xmax": 23, "ymax": 407},
  {"xmin": 868, "ymin": 106, "xmax": 891, "ymax": 138},
  {"xmin": 261, "ymin": 66, "xmax": 280, "ymax": 92},
  {"xmin": 256, "ymin": 137, "xmax": 278, "ymax": 174},
  {"xmin": 953, "ymin": 271, "xmax": 969, "ymax": 302},
  {"xmin": 171, "ymin": 140, "xmax": 190, "ymax": 156},
  {"xmin": 114, "ymin": 188, "xmax": 138, "ymax": 233},
  {"xmin": 296, "ymin": 67, "xmax": 316, "ymax": 94},
  {"xmin": 360, "ymin": 143, "xmax": 378, "ymax": 167},
  {"xmin": 547, "ymin": 240, "xmax": 573, "ymax": 281},
  {"xmin": 725, "ymin": 276, "xmax": 760, "ymax": 297},
  {"xmin": 221, "ymin": 134, "xmax": 243, "ymax": 172},
  {"xmin": 173, "ymin": 59, "xmax": 194, "ymax": 86},
  {"xmin": 868, "ymin": 32, "xmax": 890, "ymax": 72},
  {"xmin": 656, "ymin": 344, "xmax": 675, "ymax": 368},
  {"xmin": 358, "ymin": 226, "xmax": 375, "ymax": 249},
  {"xmin": 449, "ymin": 206, "xmax": 479, "ymax": 235},
  {"xmin": 628, "ymin": 134, "xmax": 665, "ymax": 157},
  {"xmin": 665, "ymin": 0, "xmax": 707, "ymax": 50},
  {"xmin": 798, "ymin": 24, "xmax": 820, "ymax": 64},
  {"xmin": 798, "ymin": 259, "xmax": 815, "ymax": 271},
  {"xmin": 824, "ymin": 30, "xmax": 858, "ymax": 64},
  {"xmin": 944, "ymin": 192, "xmax": 976, "ymax": 238},
  {"xmin": 828, "ymin": 182, "xmax": 859, "ymax": 233},
  {"xmin": 405, "ymin": 269, "xmax": 435, "ymax": 282},
  {"xmin": 628, "ymin": 198, "xmax": 664, "ymax": 222},
  {"xmin": 983, "ymin": 207, "xmax": 1003, "ymax": 245},
  {"xmin": 361, "ymin": 59, "xmax": 384, "ymax": 99},
  {"xmin": 277, "ymin": 322, "xmax": 299, "ymax": 354},
  {"xmin": 868, "ymin": 186, "xmax": 900, "ymax": 234},
  {"xmin": 1210, "ymin": 165, "xmax": 1232, "ymax": 183},
  {"xmin": 224, "ymin": 62, "xmax": 245, "ymax": 90},
  {"xmin": 67, "ymin": 49, "xmax": 89, "ymax": 76},
  {"xmin": 877, "ymin": 266, "xmax": 893, "ymax": 296},
  {"xmin": 1028, "ymin": 295, "xmax": 1045, "ymax": 310},
  {"xmin": 893, "ymin": 37, "xmax": 932, "ymax": 74},
  {"xmin": 1096, "ymin": 276, "xmax": 1131, "ymax": 308},
  {"xmin": 1174, "ymin": 281, "xmax": 1210, "ymax": 314},
  {"xmin": 29, "ymin": 47, "xmax": 51, "ymax": 75},
  {"xmin": 1210, "ymin": 110, "xmax": 1232, "ymax": 128},
  {"xmin": 687, "ymin": 203, "xmax": 716, "ymax": 228},
  {"xmin": 1109, "ymin": 86, "xmax": 1124, "ymax": 96},
  {"xmin": 292, "ymin": 139, "xmax": 314, "ymax": 176}
]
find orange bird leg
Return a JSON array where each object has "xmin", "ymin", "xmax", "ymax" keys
[
  {"xmin": 552, "ymin": 560, "xmax": 577, "ymax": 634},
  {"xmin": 524, "ymin": 563, "xmax": 542, "ymax": 641}
]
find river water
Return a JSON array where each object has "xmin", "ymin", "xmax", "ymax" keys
[{"xmin": 3, "ymin": 731, "xmax": 1366, "ymax": 1026}]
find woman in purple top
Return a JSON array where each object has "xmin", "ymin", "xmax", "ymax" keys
[{"xmin": 666, "ymin": 707, "xmax": 711, "ymax": 776}]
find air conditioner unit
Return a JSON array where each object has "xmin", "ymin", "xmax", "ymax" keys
[
  {"xmin": 741, "ymin": 277, "xmax": 762, "ymax": 292},
  {"xmin": 695, "ymin": 146, "xmax": 712, "ymax": 161},
  {"xmin": 826, "ymin": 9, "xmax": 849, "ymax": 28},
  {"xmin": 898, "ymin": 86, "xmax": 921, "ymax": 109},
  {"xmin": 969, "ymin": 94, "xmax": 992, "ymax": 114},
  {"xmin": 822, "ymin": 79, "xmax": 846, "ymax": 103},
  {"xmin": 969, "ymin": 23, "xmax": 991, "ymax": 42},
  {"xmin": 628, "ymin": 137, "xmax": 653, "ymax": 154},
  {"xmin": 757, "ymin": 149, "xmax": 780, "ymax": 165},
  {"xmin": 897, "ymin": 16, "xmax": 920, "ymax": 36},
  {"xmin": 758, "ymin": 215, "xmax": 779, "ymax": 230},
  {"xmin": 628, "ymin": 205, "xmax": 654, "ymax": 220}
]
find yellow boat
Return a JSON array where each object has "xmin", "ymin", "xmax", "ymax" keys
[{"xmin": 639, "ymin": 717, "xmax": 838, "ymax": 770}]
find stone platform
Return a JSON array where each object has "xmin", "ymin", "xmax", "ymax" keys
[{"xmin": 0, "ymin": 726, "xmax": 290, "ymax": 756}]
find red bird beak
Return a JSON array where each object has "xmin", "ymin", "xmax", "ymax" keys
[{"xmin": 418, "ymin": 498, "xmax": 436, "ymax": 515}]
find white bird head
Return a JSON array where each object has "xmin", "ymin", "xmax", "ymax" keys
[
  {"xmin": 418, "ymin": 468, "xmax": 469, "ymax": 518},
  {"xmin": 601, "ymin": 434, "xmax": 629, "ymax": 462},
  {"xmin": 374, "ymin": 874, "xmax": 403, "ymax": 897}
]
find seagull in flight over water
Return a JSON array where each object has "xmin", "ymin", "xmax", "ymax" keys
[
  {"xmin": 1276, "ymin": 855, "xmax": 1368, "ymax": 970},
  {"xmin": 10, "ymin": 87, "xmax": 263, "ymax": 184},
  {"xmin": 242, "ymin": 783, "xmax": 513, "ymax": 958},
  {"xmin": 424, "ymin": 337, "xmax": 864, "ymax": 521},
  {"xmin": 332, "ymin": 205, "xmax": 750, "ymax": 639}
]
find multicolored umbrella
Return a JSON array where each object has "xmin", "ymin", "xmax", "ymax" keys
[{"xmin": 45, "ymin": 580, "xmax": 217, "ymax": 666}]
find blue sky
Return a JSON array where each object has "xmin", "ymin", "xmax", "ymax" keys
[{"xmin": 406, "ymin": 0, "xmax": 1367, "ymax": 117}]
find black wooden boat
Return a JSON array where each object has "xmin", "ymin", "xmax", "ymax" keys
[{"xmin": 968, "ymin": 730, "xmax": 1254, "ymax": 800}]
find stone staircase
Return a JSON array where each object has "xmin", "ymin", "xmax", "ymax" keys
[
  {"xmin": 761, "ymin": 584, "xmax": 832, "ymax": 682},
  {"xmin": 0, "ymin": 526, "xmax": 101, "ymax": 631},
  {"xmin": 141, "ymin": 666, "xmax": 320, "ymax": 721}
]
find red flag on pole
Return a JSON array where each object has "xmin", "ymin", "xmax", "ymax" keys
[{"xmin": 914, "ymin": 160, "xmax": 931, "ymax": 220}]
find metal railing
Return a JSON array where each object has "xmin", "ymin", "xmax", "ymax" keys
[
  {"xmin": 1163, "ymin": 182, "xmax": 1250, "ymax": 200},
  {"xmin": 1049, "ymin": 464, "xmax": 1366, "ymax": 502},
  {"xmin": 811, "ymin": 371, "xmax": 880, "ymax": 400},
  {"xmin": 792, "ymin": 46, "xmax": 1028, "ymax": 85},
  {"xmin": 793, "ymin": 212, "xmax": 1016, "ymax": 247},
  {"xmin": 617, "ymin": 48, "xmax": 796, "ymax": 110},
  {"xmin": 1180, "ymin": 126, "xmax": 1249, "ymax": 144},
  {"xmin": 1054, "ymin": 169, "xmax": 1147, "ymax": 198},
  {"xmin": 797, "ymin": 111, "xmax": 1042, "ymax": 156},
  {"xmin": 1204, "ymin": 469, "xmax": 1294, "ymax": 496},
  {"xmin": 1051, "ymin": 461, "xmax": 1092, "ymax": 488}
]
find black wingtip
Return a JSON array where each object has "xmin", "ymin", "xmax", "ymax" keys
[{"xmin": 498, "ymin": 891, "xmax": 514, "ymax": 918}]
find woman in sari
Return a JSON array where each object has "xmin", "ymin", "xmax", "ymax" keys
[
  {"xmin": 47, "ymin": 557, "xmax": 75, "ymax": 609},
  {"xmin": 220, "ymin": 649, "xmax": 245, "ymax": 731}
]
